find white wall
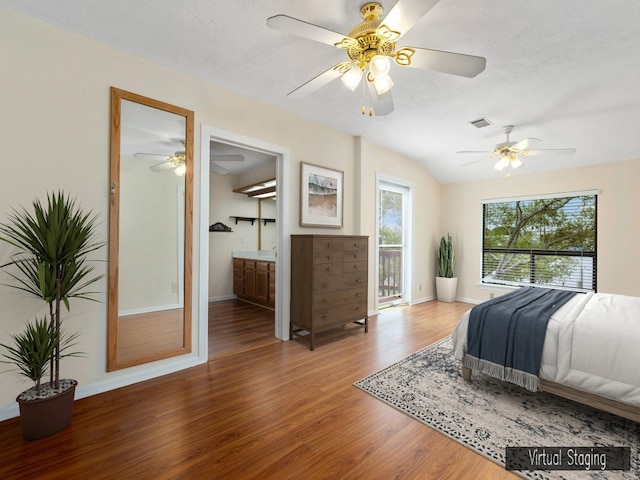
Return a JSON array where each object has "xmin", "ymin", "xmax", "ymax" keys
[{"xmin": 442, "ymin": 158, "xmax": 640, "ymax": 303}]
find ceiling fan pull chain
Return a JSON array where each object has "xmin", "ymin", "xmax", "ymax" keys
[{"xmin": 361, "ymin": 72, "xmax": 367, "ymax": 115}]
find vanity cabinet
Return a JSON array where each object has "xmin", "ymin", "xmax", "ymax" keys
[
  {"xmin": 290, "ymin": 235, "xmax": 368, "ymax": 350},
  {"xmin": 233, "ymin": 258, "xmax": 275, "ymax": 308}
]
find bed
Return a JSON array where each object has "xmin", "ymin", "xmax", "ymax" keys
[{"xmin": 452, "ymin": 287, "xmax": 640, "ymax": 422}]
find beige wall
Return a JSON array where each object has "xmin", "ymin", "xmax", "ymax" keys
[
  {"xmin": 0, "ymin": 8, "xmax": 374, "ymax": 413},
  {"xmin": 442, "ymin": 158, "xmax": 640, "ymax": 303},
  {"xmin": 2, "ymin": 6, "xmax": 635, "ymax": 416},
  {"xmin": 356, "ymin": 138, "xmax": 442, "ymax": 308}
]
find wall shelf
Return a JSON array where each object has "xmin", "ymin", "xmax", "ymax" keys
[{"xmin": 230, "ymin": 216, "xmax": 275, "ymax": 226}]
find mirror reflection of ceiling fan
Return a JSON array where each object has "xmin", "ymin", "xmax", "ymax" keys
[
  {"xmin": 134, "ymin": 147, "xmax": 244, "ymax": 176},
  {"xmin": 267, "ymin": 0, "xmax": 486, "ymax": 116},
  {"xmin": 458, "ymin": 125, "xmax": 577, "ymax": 177}
]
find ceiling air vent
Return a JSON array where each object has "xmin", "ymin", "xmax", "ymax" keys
[{"xmin": 469, "ymin": 118, "xmax": 492, "ymax": 128}]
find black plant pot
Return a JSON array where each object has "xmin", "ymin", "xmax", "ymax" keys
[{"xmin": 16, "ymin": 379, "xmax": 77, "ymax": 441}]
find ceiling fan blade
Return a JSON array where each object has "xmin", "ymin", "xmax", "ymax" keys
[
  {"xmin": 210, "ymin": 163, "xmax": 230, "ymax": 175},
  {"xmin": 367, "ymin": 82, "xmax": 394, "ymax": 116},
  {"xmin": 266, "ymin": 15, "xmax": 353, "ymax": 47},
  {"xmin": 460, "ymin": 156, "xmax": 495, "ymax": 167},
  {"xmin": 149, "ymin": 161, "xmax": 174, "ymax": 172},
  {"xmin": 510, "ymin": 138, "xmax": 541, "ymax": 151},
  {"xmin": 381, "ymin": 0, "xmax": 441, "ymax": 39},
  {"xmin": 401, "ymin": 47, "xmax": 486, "ymax": 78},
  {"xmin": 212, "ymin": 154, "xmax": 245, "ymax": 162},
  {"xmin": 133, "ymin": 152, "xmax": 170, "ymax": 161},
  {"xmin": 523, "ymin": 148, "xmax": 576, "ymax": 156},
  {"xmin": 457, "ymin": 150, "xmax": 493, "ymax": 154},
  {"xmin": 287, "ymin": 65, "xmax": 343, "ymax": 99}
]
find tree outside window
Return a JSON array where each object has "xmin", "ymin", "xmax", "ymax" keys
[{"xmin": 482, "ymin": 194, "xmax": 597, "ymax": 291}]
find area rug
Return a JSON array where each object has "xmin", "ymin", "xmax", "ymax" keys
[{"xmin": 354, "ymin": 336, "xmax": 639, "ymax": 480}]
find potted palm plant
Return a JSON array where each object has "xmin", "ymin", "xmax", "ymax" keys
[
  {"xmin": 0, "ymin": 191, "xmax": 103, "ymax": 440},
  {"xmin": 436, "ymin": 233, "xmax": 458, "ymax": 302}
]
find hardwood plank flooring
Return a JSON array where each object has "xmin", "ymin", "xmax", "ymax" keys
[
  {"xmin": 0, "ymin": 301, "xmax": 518, "ymax": 480},
  {"xmin": 208, "ymin": 299, "xmax": 277, "ymax": 358}
]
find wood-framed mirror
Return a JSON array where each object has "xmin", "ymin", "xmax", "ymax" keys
[{"xmin": 108, "ymin": 87, "xmax": 194, "ymax": 371}]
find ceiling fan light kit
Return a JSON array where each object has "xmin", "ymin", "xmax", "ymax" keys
[{"xmin": 267, "ymin": 0, "xmax": 486, "ymax": 116}]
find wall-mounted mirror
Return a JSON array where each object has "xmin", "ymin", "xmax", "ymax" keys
[{"xmin": 108, "ymin": 87, "xmax": 194, "ymax": 371}]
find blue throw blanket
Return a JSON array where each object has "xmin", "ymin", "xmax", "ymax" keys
[{"xmin": 464, "ymin": 287, "xmax": 578, "ymax": 391}]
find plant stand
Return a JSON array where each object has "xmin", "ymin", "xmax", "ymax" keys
[{"xmin": 16, "ymin": 379, "xmax": 77, "ymax": 440}]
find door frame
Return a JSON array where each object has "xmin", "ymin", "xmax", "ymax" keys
[
  {"xmin": 199, "ymin": 125, "xmax": 291, "ymax": 357},
  {"xmin": 375, "ymin": 173, "xmax": 413, "ymax": 310}
]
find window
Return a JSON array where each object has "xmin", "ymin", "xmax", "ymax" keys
[{"xmin": 482, "ymin": 192, "xmax": 597, "ymax": 291}]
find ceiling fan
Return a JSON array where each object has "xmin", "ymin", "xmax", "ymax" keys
[
  {"xmin": 458, "ymin": 125, "xmax": 576, "ymax": 175},
  {"xmin": 266, "ymin": 0, "xmax": 486, "ymax": 116}
]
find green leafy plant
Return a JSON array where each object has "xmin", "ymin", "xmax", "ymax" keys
[
  {"xmin": 437, "ymin": 234, "xmax": 455, "ymax": 278},
  {"xmin": 0, "ymin": 191, "xmax": 104, "ymax": 392},
  {"xmin": 0, "ymin": 317, "xmax": 81, "ymax": 395}
]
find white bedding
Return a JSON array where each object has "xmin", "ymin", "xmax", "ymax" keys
[{"xmin": 451, "ymin": 291, "xmax": 640, "ymax": 407}]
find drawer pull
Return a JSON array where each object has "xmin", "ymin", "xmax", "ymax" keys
[
  {"xmin": 356, "ymin": 292, "xmax": 361, "ymax": 297},
  {"xmin": 322, "ymin": 283, "xmax": 329, "ymax": 288},
  {"xmin": 322, "ymin": 299, "xmax": 328, "ymax": 304},
  {"xmin": 356, "ymin": 278, "xmax": 362, "ymax": 284}
]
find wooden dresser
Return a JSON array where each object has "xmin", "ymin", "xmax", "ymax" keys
[{"xmin": 290, "ymin": 234, "xmax": 368, "ymax": 350}]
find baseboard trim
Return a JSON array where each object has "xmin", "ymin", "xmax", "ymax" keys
[{"xmin": 0, "ymin": 354, "xmax": 206, "ymax": 422}]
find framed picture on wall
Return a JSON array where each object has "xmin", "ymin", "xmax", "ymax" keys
[{"xmin": 300, "ymin": 162, "xmax": 343, "ymax": 227}]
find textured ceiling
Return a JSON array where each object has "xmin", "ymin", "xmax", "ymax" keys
[{"xmin": 3, "ymin": 0, "xmax": 640, "ymax": 183}]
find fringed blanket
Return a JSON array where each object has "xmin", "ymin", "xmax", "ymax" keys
[{"xmin": 464, "ymin": 287, "xmax": 578, "ymax": 392}]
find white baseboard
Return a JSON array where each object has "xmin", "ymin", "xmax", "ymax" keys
[
  {"xmin": 410, "ymin": 295, "xmax": 435, "ymax": 305},
  {"xmin": 455, "ymin": 296, "xmax": 483, "ymax": 305},
  {"xmin": 0, "ymin": 354, "xmax": 206, "ymax": 422}
]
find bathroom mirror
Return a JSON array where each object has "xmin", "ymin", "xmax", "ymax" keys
[{"xmin": 108, "ymin": 87, "xmax": 194, "ymax": 371}]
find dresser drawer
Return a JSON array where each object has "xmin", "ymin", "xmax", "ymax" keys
[
  {"xmin": 343, "ymin": 249, "xmax": 367, "ymax": 263},
  {"xmin": 313, "ymin": 238, "xmax": 345, "ymax": 252},
  {"xmin": 313, "ymin": 272, "xmax": 365, "ymax": 293},
  {"xmin": 313, "ymin": 250, "xmax": 344, "ymax": 264},
  {"xmin": 315, "ymin": 262, "xmax": 343, "ymax": 276},
  {"xmin": 313, "ymin": 287, "xmax": 366, "ymax": 310},
  {"xmin": 344, "ymin": 238, "xmax": 367, "ymax": 251},
  {"xmin": 312, "ymin": 302, "xmax": 367, "ymax": 328},
  {"xmin": 342, "ymin": 261, "xmax": 367, "ymax": 274}
]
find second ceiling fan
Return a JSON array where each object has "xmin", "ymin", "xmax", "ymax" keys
[
  {"xmin": 267, "ymin": 0, "xmax": 486, "ymax": 116},
  {"xmin": 458, "ymin": 125, "xmax": 577, "ymax": 175}
]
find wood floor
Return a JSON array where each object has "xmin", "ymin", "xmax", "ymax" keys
[
  {"xmin": 208, "ymin": 299, "xmax": 277, "ymax": 358},
  {"xmin": 0, "ymin": 300, "xmax": 518, "ymax": 480}
]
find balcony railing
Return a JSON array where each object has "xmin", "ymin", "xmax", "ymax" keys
[{"xmin": 379, "ymin": 246, "xmax": 402, "ymax": 303}]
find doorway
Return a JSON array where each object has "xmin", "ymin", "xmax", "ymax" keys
[
  {"xmin": 199, "ymin": 126, "xmax": 291, "ymax": 359},
  {"xmin": 376, "ymin": 178, "xmax": 412, "ymax": 308}
]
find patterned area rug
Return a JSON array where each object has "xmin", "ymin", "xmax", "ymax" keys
[{"xmin": 354, "ymin": 336, "xmax": 639, "ymax": 480}]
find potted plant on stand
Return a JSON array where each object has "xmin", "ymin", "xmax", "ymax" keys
[
  {"xmin": 0, "ymin": 191, "xmax": 103, "ymax": 440},
  {"xmin": 436, "ymin": 233, "xmax": 457, "ymax": 302}
]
